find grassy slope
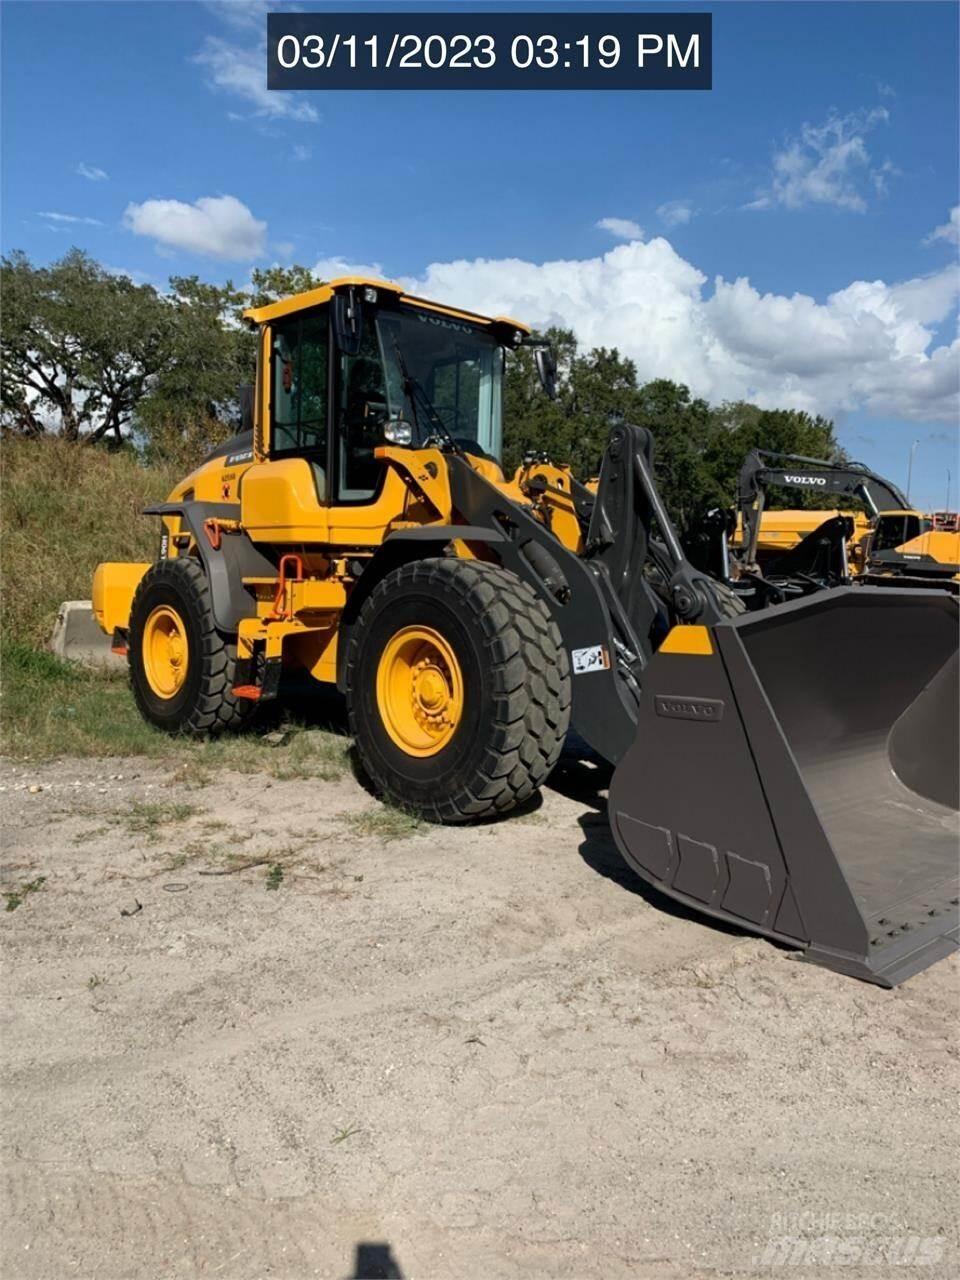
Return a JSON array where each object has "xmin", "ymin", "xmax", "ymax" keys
[
  {"xmin": 1, "ymin": 439, "xmax": 347, "ymax": 774},
  {"xmin": 3, "ymin": 436, "xmax": 179, "ymax": 649}
]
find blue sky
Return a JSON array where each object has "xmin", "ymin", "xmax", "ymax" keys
[{"xmin": 2, "ymin": 0, "xmax": 958, "ymax": 509}]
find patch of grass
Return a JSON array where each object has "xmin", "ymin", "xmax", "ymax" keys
[
  {"xmin": 121, "ymin": 800, "xmax": 196, "ymax": 834},
  {"xmin": 2, "ymin": 642, "xmax": 174, "ymax": 760},
  {"xmin": 265, "ymin": 863, "xmax": 285, "ymax": 891},
  {"xmin": 2, "ymin": 437, "xmax": 178, "ymax": 651},
  {"xmin": 345, "ymin": 805, "xmax": 425, "ymax": 842},
  {"xmin": 1, "ymin": 644, "xmax": 353, "ymax": 781},
  {"xmin": 3, "ymin": 875, "xmax": 46, "ymax": 913},
  {"xmin": 330, "ymin": 1125, "xmax": 362, "ymax": 1145},
  {"xmin": 211, "ymin": 727, "xmax": 349, "ymax": 782},
  {"xmin": 167, "ymin": 762, "xmax": 213, "ymax": 790},
  {"xmin": 73, "ymin": 825, "xmax": 110, "ymax": 846}
]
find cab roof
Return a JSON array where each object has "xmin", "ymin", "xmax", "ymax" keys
[{"xmin": 242, "ymin": 275, "xmax": 530, "ymax": 343}]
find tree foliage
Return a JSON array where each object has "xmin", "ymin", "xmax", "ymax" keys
[
  {"xmin": 1, "ymin": 250, "xmax": 174, "ymax": 444},
  {"xmin": 2, "ymin": 249, "xmax": 843, "ymax": 520},
  {"xmin": 502, "ymin": 332, "xmax": 840, "ymax": 521}
]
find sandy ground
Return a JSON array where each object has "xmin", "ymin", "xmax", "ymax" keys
[{"xmin": 1, "ymin": 745, "xmax": 957, "ymax": 1280}]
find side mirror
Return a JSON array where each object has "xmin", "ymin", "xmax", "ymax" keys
[
  {"xmin": 535, "ymin": 346, "xmax": 558, "ymax": 400},
  {"xmin": 332, "ymin": 288, "xmax": 363, "ymax": 355}
]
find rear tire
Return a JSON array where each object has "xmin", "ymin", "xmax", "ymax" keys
[
  {"xmin": 346, "ymin": 558, "xmax": 571, "ymax": 822},
  {"xmin": 128, "ymin": 558, "xmax": 256, "ymax": 736}
]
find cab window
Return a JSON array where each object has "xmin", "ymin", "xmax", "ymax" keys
[
  {"xmin": 271, "ymin": 309, "xmax": 329, "ymax": 464},
  {"xmin": 336, "ymin": 320, "xmax": 389, "ymax": 502},
  {"xmin": 375, "ymin": 307, "xmax": 503, "ymax": 461},
  {"xmin": 874, "ymin": 513, "xmax": 923, "ymax": 552}
]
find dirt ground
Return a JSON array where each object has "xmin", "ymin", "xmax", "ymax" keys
[{"xmin": 1, "ymin": 746, "xmax": 957, "ymax": 1280}]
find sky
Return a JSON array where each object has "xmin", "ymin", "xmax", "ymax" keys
[{"xmin": 2, "ymin": 0, "xmax": 958, "ymax": 510}]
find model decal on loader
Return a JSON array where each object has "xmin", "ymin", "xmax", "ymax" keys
[
  {"xmin": 91, "ymin": 275, "xmax": 960, "ymax": 987},
  {"xmin": 571, "ymin": 645, "xmax": 610, "ymax": 674}
]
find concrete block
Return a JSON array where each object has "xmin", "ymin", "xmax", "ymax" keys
[{"xmin": 49, "ymin": 600, "xmax": 126, "ymax": 670}]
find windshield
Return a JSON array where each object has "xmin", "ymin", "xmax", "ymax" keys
[{"xmin": 375, "ymin": 306, "xmax": 503, "ymax": 459}]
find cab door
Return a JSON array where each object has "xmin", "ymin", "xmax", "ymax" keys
[
  {"xmin": 326, "ymin": 298, "xmax": 410, "ymax": 546},
  {"xmin": 241, "ymin": 305, "xmax": 333, "ymax": 543}
]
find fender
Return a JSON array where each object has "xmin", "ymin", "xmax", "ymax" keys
[{"xmin": 143, "ymin": 501, "xmax": 276, "ymax": 632}]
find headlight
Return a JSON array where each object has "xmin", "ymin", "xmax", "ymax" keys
[{"xmin": 384, "ymin": 420, "xmax": 413, "ymax": 446}]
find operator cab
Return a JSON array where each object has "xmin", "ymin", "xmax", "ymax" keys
[
  {"xmin": 871, "ymin": 510, "xmax": 930, "ymax": 554},
  {"xmin": 245, "ymin": 279, "xmax": 527, "ymax": 507}
]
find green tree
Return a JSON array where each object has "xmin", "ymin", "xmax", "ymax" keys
[
  {"xmin": 502, "ymin": 327, "xmax": 577, "ymax": 473},
  {"xmin": 245, "ymin": 264, "xmax": 326, "ymax": 310},
  {"xmin": 1, "ymin": 249, "xmax": 174, "ymax": 444},
  {"xmin": 702, "ymin": 402, "xmax": 843, "ymax": 512},
  {"xmin": 504, "ymin": 330, "xmax": 652, "ymax": 476},
  {"xmin": 137, "ymin": 275, "xmax": 253, "ymax": 467}
]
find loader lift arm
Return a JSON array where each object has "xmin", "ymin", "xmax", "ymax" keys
[{"xmin": 447, "ymin": 423, "xmax": 733, "ymax": 766}]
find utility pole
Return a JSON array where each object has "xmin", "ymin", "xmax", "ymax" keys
[
  {"xmin": 906, "ymin": 439, "xmax": 919, "ymax": 504},
  {"xmin": 947, "ymin": 469, "xmax": 952, "ymax": 514}
]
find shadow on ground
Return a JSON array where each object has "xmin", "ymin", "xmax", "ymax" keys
[
  {"xmin": 549, "ymin": 738, "xmax": 746, "ymax": 941},
  {"xmin": 269, "ymin": 674, "xmax": 350, "ymax": 736},
  {"xmin": 346, "ymin": 1241, "xmax": 405, "ymax": 1279}
]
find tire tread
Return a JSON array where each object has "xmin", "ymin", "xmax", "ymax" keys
[
  {"xmin": 128, "ymin": 558, "xmax": 254, "ymax": 736},
  {"xmin": 346, "ymin": 557, "xmax": 571, "ymax": 823}
]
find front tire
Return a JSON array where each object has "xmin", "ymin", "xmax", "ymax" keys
[
  {"xmin": 128, "ymin": 558, "xmax": 255, "ymax": 735},
  {"xmin": 346, "ymin": 558, "xmax": 571, "ymax": 822}
]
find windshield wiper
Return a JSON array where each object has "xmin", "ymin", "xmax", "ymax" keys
[{"xmin": 391, "ymin": 337, "xmax": 463, "ymax": 457}]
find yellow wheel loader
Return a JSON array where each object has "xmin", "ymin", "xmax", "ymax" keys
[{"xmin": 93, "ymin": 278, "xmax": 959, "ymax": 985}]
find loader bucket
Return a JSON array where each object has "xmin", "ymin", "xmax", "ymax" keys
[{"xmin": 608, "ymin": 587, "xmax": 959, "ymax": 985}]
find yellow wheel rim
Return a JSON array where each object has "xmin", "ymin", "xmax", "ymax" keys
[
  {"xmin": 142, "ymin": 605, "xmax": 189, "ymax": 698},
  {"xmin": 376, "ymin": 625, "xmax": 464, "ymax": 757}
]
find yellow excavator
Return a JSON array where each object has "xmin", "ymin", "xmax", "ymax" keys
[
  {"xmin": 729, "ymin": 450, "xmax": 959, "ymax": 601},
  {"xmin": 92, "ymin": 278, "xmax": 959, "ymax": 985},
  {"xmin": 862, "ymin": 518, "xmax": 960, "ymax": 593}
]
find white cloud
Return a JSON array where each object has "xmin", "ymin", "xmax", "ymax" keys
[
  {"xmin": 292, "ymin": 144, "xmax": 311, "ymax": 162},
  {"xmin": 596, "ymin": 217, "xmax": 644, "ymax": 241},
  {"xmin": 747, "ymin": 107, "xmax": 893, "ymax": 213},
  {"xmin": 871, "ymin": 158, "xmax": 899, "ymax": 197},
  {"xmin": 312, "ymin": 254, "xmax": 388, "ymax": 281},
  {"xmin": 195, "ymin": 37, "xmax": 318, "ymax": 122},
  {"xmin": 124, "ymin": 194, "xmax": 267, "ymax": 260},
  {"xmin": 925, "ymin": 206, "xmax": 960, "ymax": 248},
  {"xmin": 39, "ymin": 211, "xmax": 103, "ymax": 226},
  {"xmin": 657, "ymin": 200, "xmax": 695, "ymax": 228},
  {"xmin": 395, "ymin": 238, "xmax": 958, "ymax": 424},
  {"xmin": 102, "ymin": 264, "xmax": 155, "ymax": 284},
  {"xmin": 75, "ymin": 162, "xmax": 108, "ymax": 182}
]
